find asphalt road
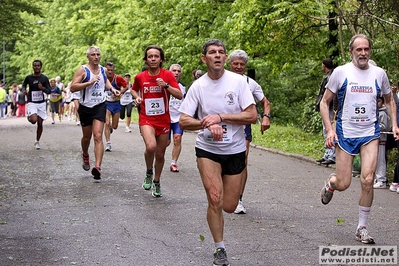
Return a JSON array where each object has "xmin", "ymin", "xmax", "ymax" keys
[{"xmin": 0, "ymin": 117, "xmax": 398, "ymax": 266}]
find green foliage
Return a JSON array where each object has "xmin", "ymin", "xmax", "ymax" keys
[
  {"xmin": 0, "ymin": 0, "xmax": 42, "ymax": 40},
  {"xmin": 1, "ymin": 0, "xmax": 399, "ymax": 134},
  {"xmin": 252, "ymin": 123, "xmax": 324, "ymax": 159},
  {"xmin": 300, "ymin": 96, "xmax": 323, "ymax": 134}
]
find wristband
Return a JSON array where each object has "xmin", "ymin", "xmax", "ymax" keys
[{"xmin": 263, "ymin": 113, "xmax": 271, "ymax": 118}]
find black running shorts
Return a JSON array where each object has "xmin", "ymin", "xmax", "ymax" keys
[
  {"xmin": 78, "ymin": 102, "xmax": 106, "ymax": 127},
  {"xmin": 195, "ymin": 147, "xmax": 246, "ymax": 175}
]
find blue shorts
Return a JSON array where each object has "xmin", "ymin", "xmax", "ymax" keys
[
  {"xmin": 337, "ymin": 136, "xmax": 379, "ymax": 155},
  {"xmin": 168, "ymin": 122, "xmax": 184, "ymax": 140},
  {"xmin": 106, "ymin": 101, "xmax": 121, "ymax": 115},
  {"xmin": 244, "ymin": 124, "xmax": 252, "ymax": 142}
]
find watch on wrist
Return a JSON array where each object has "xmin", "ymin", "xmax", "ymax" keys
[
  {"xmin": 164, "ymin": 83, "xmax": 170, "ymax": 89},
  {"xmin": 263, "ymin": 113, "xmax": 271, "ymax": 118}
]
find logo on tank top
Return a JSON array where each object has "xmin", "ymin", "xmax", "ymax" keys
[
  {"xmin": 225, "ymin": 91, "xmax": 236, "ymax": 105},
  {"xmin": 351, "ymin": 85, "xmax": 373, "ymax": 93}
]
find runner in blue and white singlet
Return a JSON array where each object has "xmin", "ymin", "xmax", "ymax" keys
[
  {"xmin": 319, "ymin": 34, "xmax": 399, "ymax": 245},
  {"xmin": 79, "ymin": 65, "xmax": 107, "ymax": 108},
  {"xmin": 327, "ymin": 62, "xmax": 391, "ymax": 154},
  {"xmin": 70, "ymin": 46, "xmax": 119, "ymax": 181}
]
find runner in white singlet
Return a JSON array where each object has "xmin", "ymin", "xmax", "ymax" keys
[
  {"xmin": 319, "ymin": 34, "xmax": 399, "ymax": 244},
  {"xmin": 70, "ymin": 46, "xmax": 119, "ymax": 180}
]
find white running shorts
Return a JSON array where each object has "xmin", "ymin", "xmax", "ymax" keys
[{"xmin": 27, "ymin": 102, "xmax": 47, "ymax": 120}]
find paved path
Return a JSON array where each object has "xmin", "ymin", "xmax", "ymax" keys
[{"xmin": 0, "ymin": 117, "xmax": 398, "ymax": 265}]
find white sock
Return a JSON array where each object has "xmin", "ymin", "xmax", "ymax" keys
[
  {"xmin": 171, "ymin": 160, "xmax": 177, "ymax": 165},
  {"xmin": 357, "ymin": 206, "xmax": 371, "ymax": 230},
  {"xmin": 215, "ymin": 241, "xmax": 225, "ymax": 249}
]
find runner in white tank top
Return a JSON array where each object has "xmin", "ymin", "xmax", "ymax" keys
[
  {"xmin": 319, "ymin": 34, "xmax": 399, "ymax": 245},
  {"xmin": 70, "ymin": 46, "xmax": 119, "ymax": 180}
]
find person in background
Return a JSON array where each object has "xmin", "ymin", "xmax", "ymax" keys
[
  {"xmin": 64, "ymin": 82, "xmax": 72, "ymax": 120},
  {"xmin": 70, "ymin": 82, "xmax": 81, "ymax": 126},
  {"xmin": 389, "ymin": 82, "xmax": 399, "ymax": 194},
  {"xmin": 168, "ymin": 63, "xmax": 186, "ymax": 172},
  {"xmin": 0, "ymin": 84, "xmax": 6, "ymax": 119},
  {"xmin": 228, "ymin": 49, "xmax": 271, "ymax": 214},
  {"xmin": 55, "ymin": 76, "xmax": 65, "ymax": 121},
  {"xmin": 104, "ymin": 62, "xmax": 127, "ymax": 152},
  {"xmin": 17, "ymin": 85, "xmax": 26, "ymax": 117},
  {"xmin": 120, "ymin": 73, "xmax": 134, "ymax": 133},
  {"xmin": 48, "ymin": 78, "xmax": 62, "ymax": 124},
  {"xmin": 131, "ymin": 45, "xmax": 182, "ymax": 198},
  {"xmin": 315, "ymin": 58, "xmax": 337, "ymax": 166},
  {"xmin": 373, "ymin": 96, "xmax": 389, "ymax": 188},
  {"xmin": 7, "ymin": 83, "xmax": 18, "ymax": 117},
  {"xmin": 320, "ymin": 34, "xmax": 399, "ymax": 244},
  {"xmin": 179, "ymin": 39, "xmax": 257, "ymax": 266},
  {"xmin": 22, "ymin": 60, "xmax": 52, "ymax": 149}
]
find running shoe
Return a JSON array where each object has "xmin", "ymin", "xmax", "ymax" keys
[
  {"xmin": 234, "ymin": 200, "xmax": 247, "ymax": 214},
  {"xmin": 51, "ymin": 120, "xmax": 55, "ymax": 124},
  {"xmin": 34, "ymin": 141, "xmax": 40, "ymax": 150},
  {"xmin": 76, "ymin": 121, "xmax": 80, "ymax": 126},
  {"xmin": 389, "ymin": 183, "xmax": 399, "ymax": 192},
  {"xmin": 82, "ymin": 154, "xmax": 90, "ymax": 171},
  {"xmin": 91, "ymin": 166, "xmax": 101, "ymax": 180},
  {"xmin": 125, "ymin": 126, "xmax": 131, "ymax": 133},
  {"xmin": 152, "ymin": 182, "xmax": 163, "ymax": 197},
  {"xmin": 213, "ymin": 248, "xmax": 230, "ymax": 266},
  {"xmin": 321, "ymin": 174, "xmax": 335, "ymax": 205},
  {"xmin": 170, "ymin": 163, "xmax": 179, "ymax": 172},
  {"xmin": 373, "ymin": 181, "xmax": 387, "ymax": 189},
  {"xmin": 105, "ymin": 143, "xmax": 112, "ymax": 152},
  {"xmin": 355, "ymin": 226, "xmax": 375, "ymax": 244},
  {"xmin": 142, "ymin": 174, "xmax": 153, "ymax": 190}
]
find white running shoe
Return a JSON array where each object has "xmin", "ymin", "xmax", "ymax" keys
[
  {"xmin": 125, "ymin": 126, "xmax": 131, "ymax": 133},
  {"xmin": 355, "ymin": 226, "xmax": 375, "ymax": 244},
  {"xmin": 34, "ymin": 141, "xmax": 40, "ymax": 150},
  {"xmin": 373, "ymin": 181, "xmax": 387, "ymax": 189},
  {"xmin": 105, "ymin": 143, "xmax": 112, "ymax": 152},
  {"xmin": 389, "ymin": 183, "xmax": 399, "ymax": 192},
  {"xmin": 234, "ymin": 200, "xmax": 247, "ymax": 214}
]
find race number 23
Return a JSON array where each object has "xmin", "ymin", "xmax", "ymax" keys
[{"xmin": 145, "ymin": 97, "xmax": 165, "ymax": 116}]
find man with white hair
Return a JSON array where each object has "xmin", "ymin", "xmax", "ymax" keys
[
  {"xmin": 70, "ymin": 46, "xmax": 120, "ymax": 180},
  {"xmin": 229, "ymin": 49, "xmax": 271, "ymax": 214}
]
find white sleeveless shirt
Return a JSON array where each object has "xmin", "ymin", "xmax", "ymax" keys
[
  {"xmin": 326, "ymin": 62, "xmax": 390, "ymax": 138},
  {"xmin": 79, "ymin": 65, "xmax": 107, "ymax": 108}
]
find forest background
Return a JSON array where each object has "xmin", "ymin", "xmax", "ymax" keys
[{"xmin": 2, "ymin": 0, "xmax": 399, "ymax": 169}]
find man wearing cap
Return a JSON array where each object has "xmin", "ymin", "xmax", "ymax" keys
[
  {"xmin": 315, "ymin": 58, "xmax": 337, "ymax": 166},
  {"xmin": 104, "ymin": 62, "xmax": 127, "ymax": 151},
  {"xmin": 120, "ymin": 73, "xmax": 134, "ymax": 132}
]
